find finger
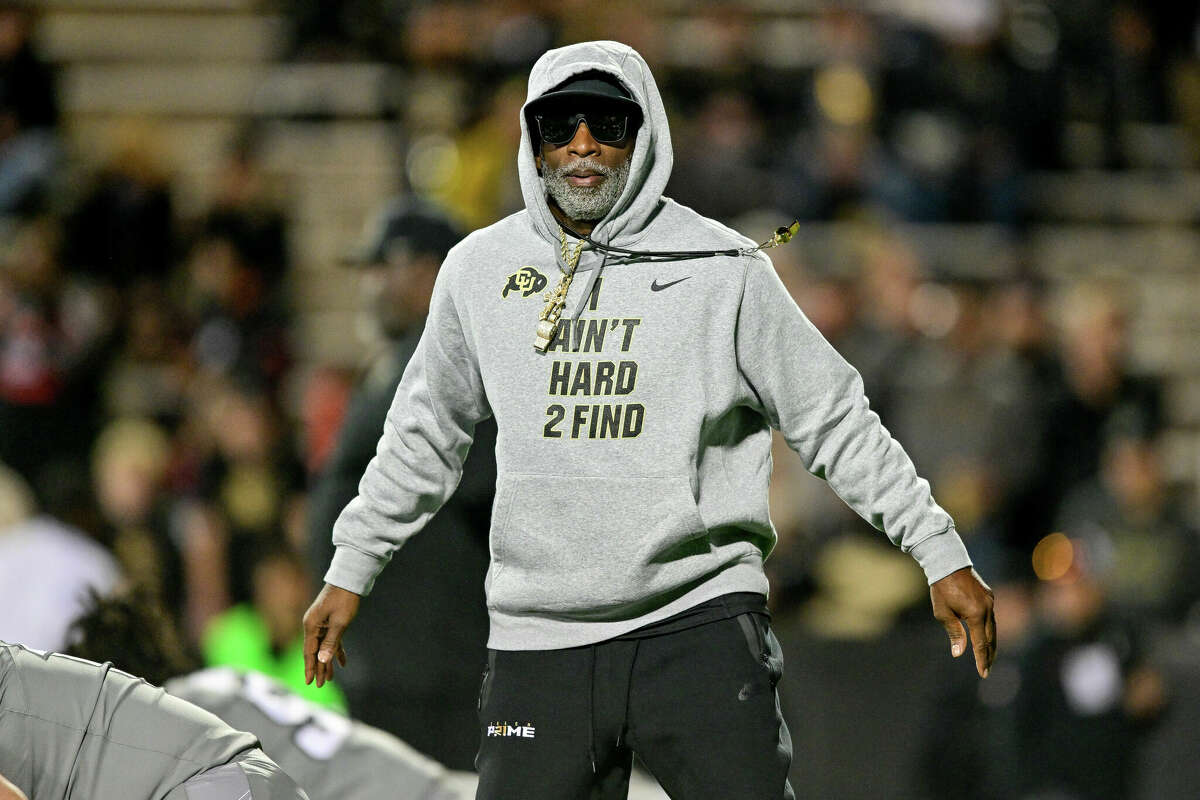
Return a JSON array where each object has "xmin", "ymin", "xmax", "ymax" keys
[
  {"xmin": 316, "ymin": 619, "xmax": 349, "ymax": 688},
  {"xmin": 967, "ymin": 616, "xmax": 990, "ymax": 678},
  {"xmin": 313, "ymin": 628, "xmax": 328, "ymax": 687},
  {"xmin": 941, "ymin": 616, "xmax": 967, "ymax": 659},
  {"xmin": 316, "ymin": 649, "xmax": 329, "ymax": 687},
  {"xmin": 302, "ymin": 614, "xmax": 322, "ymax": 685},
  {"xmin": 311, "ymin": 621, "xmax": 331, "ymax": 688},
  {"xmin": 316, "ymin": 637, "xmax": 332, "ymax": 688},
  {"xmin": 337, "ymin": 642, "xmax": 347, "ymax": 668},
  {"xmin": 985, "ymin": 605, "xmax": 997, "ymax": 666}
]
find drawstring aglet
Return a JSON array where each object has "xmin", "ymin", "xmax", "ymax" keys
[
  {"xmin": 740, "ymin": 220, "xmax": 801, "ymax": 255},
  {"xmin": 773, "ymin": 220, "xmax": 800, "ymax": 245},
  {"xmin": 763, "ymin": 220, "xmax": 799, "ymax": 249}
]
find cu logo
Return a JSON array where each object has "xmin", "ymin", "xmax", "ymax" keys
[{"xmin": 503, "ymin": 266, "xmax": 548, "ymax": 298}]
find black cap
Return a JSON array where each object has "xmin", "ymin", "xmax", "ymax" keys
[
  {"xmin": 343, "ymin": 200, "xmax": 462, "ymax": 266},
  {"xmin": 533, "ymin": 73, "xmax": 638, "ymax": 108},
  {"xmin": 525, "ymin": 71, "xmax": 642, "ymax": 143}
]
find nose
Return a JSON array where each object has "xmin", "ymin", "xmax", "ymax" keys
[{"xmin": 567, "ymin": 120, "xmax": 600, "ymax": 157}]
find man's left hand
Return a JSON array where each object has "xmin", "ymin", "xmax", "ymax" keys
[{"xmin": 930, "ymin": 566, "xmax": 996, "ymax": 678}]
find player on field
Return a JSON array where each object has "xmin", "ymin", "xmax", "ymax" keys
[
  {"xmin": 65, "ymin": 590, "xmax": 467, "ymax": 800},
  {"xmin": 0, "ymin": 773, "xmax": 27, "ymax": 800},
  {"xmin": 0, "ymin": 641, "xmax": 309, "ymax": 800},
  {"xmin": 304, "ymin": 40, "xmax": 996, "ymax": 798}
]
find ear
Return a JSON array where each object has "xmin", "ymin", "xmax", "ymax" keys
[{"xmin": 534, "ymin": 152, "xmax": 543, "ymax": 175}]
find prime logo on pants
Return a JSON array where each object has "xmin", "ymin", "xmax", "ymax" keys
[{"xmin": 486, "ymin": 722, "xmax": 537, "ymax": 738}]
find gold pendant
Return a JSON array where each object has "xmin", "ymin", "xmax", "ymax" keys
[{"xmin": 534, "ymin": 229, "xmax": 585, "ymax": 352}]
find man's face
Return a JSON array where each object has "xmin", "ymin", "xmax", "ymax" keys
[
  {"xmin": 362, "ymin": 245, "xmax": 440, "ymax": 339},
  {"xmin": 535, "ymin": 105, "xmax": 637, "ymax": 224}
]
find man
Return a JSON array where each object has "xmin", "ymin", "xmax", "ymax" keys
[
  {"xmin": 66, "ymin": 590, "xmax": 471, "ymax": 800},
  {"xmin": 306, "ymin": 200, "xmax": 494, "ymax": 768},
  {"xmin": 0, "ymin": 641, "xmax": 308, "ymax": 799},
  {"xmin": 304, "ymin": 41, "xmax": 995, "ymax": 799}
]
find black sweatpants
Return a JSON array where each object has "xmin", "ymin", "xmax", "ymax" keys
[{"xmin": 475, "ymin": 600, "xmax": 794, "ymax": 799}]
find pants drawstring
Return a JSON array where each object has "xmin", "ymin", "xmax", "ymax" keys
[{"xmin": 588, "ymin": 643, "xmax": 598, "ymax": 773}]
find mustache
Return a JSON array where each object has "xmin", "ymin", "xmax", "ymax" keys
[{"xmin": 547, "ymin": 158, "xmax": 618, "ymax": 181}]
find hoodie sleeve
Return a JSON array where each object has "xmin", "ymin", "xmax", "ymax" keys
[
  {"xmin": 735, "ymin": 253, "xmax": 971, "ymax": 585},
  {"xmin": 323, "ymin": 258, "xmax": 490, "ymax": 595}
]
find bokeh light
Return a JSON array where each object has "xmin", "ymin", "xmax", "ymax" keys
[
  {"xmin": 814, "ymin": 64, "xmax": 873, "ymax": 127},
  {"xmin": 1032, "ymin": 532, "xmax": 1075, "ymax": 581}
]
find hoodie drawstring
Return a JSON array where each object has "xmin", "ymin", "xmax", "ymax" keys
[{"xmin": 570, "ymin": 250, "xmax": 608, "ymax": 322}]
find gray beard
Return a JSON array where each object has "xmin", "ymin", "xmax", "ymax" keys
[{"xmin": 542, "ymin": 157, "xmax": 631, "ymax": 224}]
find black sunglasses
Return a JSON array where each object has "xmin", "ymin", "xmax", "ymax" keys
[{"xmin": 535, "ymin": 109, "xmax": 633, "ymax": 147}]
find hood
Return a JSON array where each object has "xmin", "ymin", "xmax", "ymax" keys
[{"xmin": 518, "ymin": 41, "xmax": 673, "ymax": 249}]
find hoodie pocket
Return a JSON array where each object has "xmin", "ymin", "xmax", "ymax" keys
[{"xmin": 488, "ymin": 473, "xmax": 711, "ymax": 618}]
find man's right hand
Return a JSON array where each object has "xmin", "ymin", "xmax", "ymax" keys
[{"xmin": 302, "ymin": 583, "xmax": 361, "ymax": 688}]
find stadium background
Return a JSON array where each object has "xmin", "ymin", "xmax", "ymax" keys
[{"xmin": 2, "ymin": 0, "xmax": 1200, "ymax": 797}]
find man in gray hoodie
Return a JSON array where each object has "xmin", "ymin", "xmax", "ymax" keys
[{"xmin": 304, "ymin": 41, "xmax": 995, "ymax": 799}]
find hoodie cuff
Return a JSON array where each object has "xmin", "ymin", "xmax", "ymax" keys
[
  {"xmin": 323, "ymin": 546, "xmax": 386, "ymax": 596},
  {"xmin": 909, "ymin": 528, "xmax": 973, "ymax": 585}
]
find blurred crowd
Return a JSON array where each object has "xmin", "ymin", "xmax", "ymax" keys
[
  {"xmin": 273, "ymin": 0, "xmax": 1200, "ymax": 228},
  {"xmin": 2, "ymin": 0, "xmax": 1199, "ymax": 797}
]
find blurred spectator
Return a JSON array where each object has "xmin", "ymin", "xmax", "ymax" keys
[
  {"xmin": 876, "ymin": 10, "xmax": 1030, "ymax": 221},
  {"xmin": 63, "ymin": 121, "xmax": 175, "ymax": 289},
  {"xmin": 1056, "ymin": 421, "xmax": 1200, "ymax": 628},
  {"xmin": 173, "ymin": 499, "xmax": 232, "ymax": 646},
  {"xmin": 1015, "ymin": 545, "xmax": 1165, "ymax": 799},
  {"xmin": 1055, "ymin": 0, "xmax": 1175, "ymax": 168},
  {"xmin": 91, "ymin": 417, "xmax": 183, "ymax": 623},
  {"xmin": 307, "ymin": 199, "xmax": 493, "ymax": 769},
  {"xmin": 0, "ymin": 217, "xmax": 115, "ymax": 504},
  {"xmin": 976, "ymin": 277, "xmax": 1067, "ymax": 550},
  {"xmin": 0, "ymin": 0, "xmax": 59, "ymax": 215},
  {"xmin": 782, "ymin": 122, "xmax": 901, "ymax": 221},
  {"xmin": 183, "ymin": 230, "xmax": 292, "ymax": 393},
  {"xmin": 429, "ymin": 77, "xmax": 526, "ymax": 230},
  {"xmin": 192, "ymin": 379, "xmax": 305, "ymax": 606},
  {"xmin": 885, "ymin": 277, "xmax": 1000, "ymax": 535},
  {"xmin": 100, "ymin": 284, "xmax": 189, "ymax": 423},
  {"xmin": 299, "ymin": 366, "xmax": 353, "ymax": 476},
  {"xmin": 920, "ymin": 557, "xmax": 1039, "ymax": 800},
  {"xmin": 199, "ymin": 127, "xmax": 291, "ymax": 291},
  {"xmin": 283, "ymin": 0, "xmax": 389, "ymax": 60},
  {"xmin": 0, "ymin": 462, "xmax": 121, "ymax": 650},
  {"xmin": 1042, "ymin": 281, "xmax": 1163, "ymax": 522},
  {"xmin": 669, "ymin": 90, "xmax": 771, "ymax": 221},
  {"xmin": 836, "ymin": 229, "xmax": 925, "ymax": 420},
  {"xmin": 203, "ymin": 543, "xmax": 345, "ymax": 710},
  {"xmin": 928, "ymin": 539, "xmax": 1168, "ymax": 800}
]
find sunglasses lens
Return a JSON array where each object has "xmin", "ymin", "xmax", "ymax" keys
[
  {"xmin": 537, "ymin": 114, "xmax": 579, "ymax": 145},
  {"xmin": 586, "ymin": 112, "xmax": 627, "ymax": 143}
]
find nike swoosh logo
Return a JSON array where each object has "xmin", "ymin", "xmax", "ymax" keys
[{"xmin": 651, "ymin": 276, "xmax": 691, "ymax": 292}]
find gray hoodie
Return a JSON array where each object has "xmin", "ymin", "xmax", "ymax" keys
[{"xmin": 325, "ymin": 41, "xmax": 972, "ymax": 650}]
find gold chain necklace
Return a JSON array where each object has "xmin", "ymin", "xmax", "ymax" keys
[{"xmin": 533, "ymin": 228, "xmax": 586, "ymax": 351}]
